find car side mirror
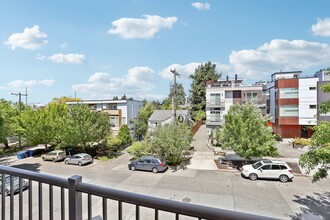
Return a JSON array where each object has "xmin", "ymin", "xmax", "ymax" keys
[{"xmin": 259, "ymin": 168, "xmax": 263, "ymax": 171}]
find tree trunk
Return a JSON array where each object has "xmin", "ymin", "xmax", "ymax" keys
[{"xmin": 3, "ymin": 140, "xmax": 9, "ymax": 151}]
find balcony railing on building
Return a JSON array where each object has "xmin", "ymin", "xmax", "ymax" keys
[
  {"xmin": 0, "ymin": 165, "xmax": 277, "ymax": 220},
  {"xmin": 206, "ymin": 100, "xmax": 225, "ymax": 107}
]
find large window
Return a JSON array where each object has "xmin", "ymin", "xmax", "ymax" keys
[
  {"xmin": 210, "ymin": 108, "xmax": 223, "ymax": 122},
  {"xmin": 210, "ymin": 93, "xmax": 221, "ymax": 104},
  {"xmin": 110, "ymin": 116, "xmax": 119, "ymax": 127},
  {"xmin": 246, "ymin": 92, "xmax": 258, "ymax": 102},
  {"xmin": 279, "ymin": 88, "xmax": 298, "ymax": 99},
  {"xmin": 280, "ymin": 105, "xmax": 298, "ymax": 117},
  {"xmin": 109, "ymin": 104, "xmax": 117, "ymax": 110}
]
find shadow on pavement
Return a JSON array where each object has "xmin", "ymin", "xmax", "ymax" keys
[
  {"xmin": 290, "ymin": 192, "xmax": 330, "ymax": 220},
  {"xmin": 11, "ymin": 163, "xmax": 41, "ymax": 172}
]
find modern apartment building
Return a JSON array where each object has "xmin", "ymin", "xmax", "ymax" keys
[
  {"xmin": 66, "ymin": 99, "xmax": 143, "ymax": 130},
  {"xmin": 205, "ymin": 75, "xmax": 266, "ymax": 135},
  {"xmin": 265, "ymin": 71, "xmax": 321, "ymax": 138},
  {"xmin": 314, "ymin": 69, "xmax": 330, "ymax": 122}
]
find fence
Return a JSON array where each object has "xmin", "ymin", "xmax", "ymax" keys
[{"xmin": 0, "ymin": 165, "xmax": 278, "ymax": 220}]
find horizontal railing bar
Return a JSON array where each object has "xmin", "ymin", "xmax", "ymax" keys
[
  {"xmin": 0, "ymin": 165, "xmax": 67, "ymax": 188},
  {"xmin": 76, "ymin": 182, "xmax": 278, "ymax": 220}
]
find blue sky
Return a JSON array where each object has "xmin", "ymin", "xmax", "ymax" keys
[{"xmin": 1, "ymin": 0, "xmax": 330, "ymax": 104}]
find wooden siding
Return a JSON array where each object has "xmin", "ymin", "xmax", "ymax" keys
[
  {"xmin": 278, "ymin": 98, "xmax": 299, "ymax": 105},
  {"xmin": 278, "ymin": 117, "xmax": 299, "ymax": 125},
  {"xmin": 277, "ymin": 78, "xmax": 299, "ymax": 88}
]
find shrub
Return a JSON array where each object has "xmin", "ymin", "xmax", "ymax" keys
[
  {"xmin": 273, "ymin": 133, "xmax": 282, "ymax": 141},
  {"xmin": 127, "ymin": 141, "xmax": 150, "ymax": 159},
  {"xmin": 294, "ymin": 138, "xmax": 311, "ymax": 146},
  {"xmin": 118, "ymin": 124, "xmax": 131, "ymax": 145}
]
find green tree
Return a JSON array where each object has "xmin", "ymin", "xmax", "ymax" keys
[
  {"xmin": 148, "ymin": 123, "xmax": 193, "ymax": 166},
  {"xmin": 162, "ymin": 83, "xmax": 186, "ymax": 110},
  {"xmin": 50, "ymin": 96, "xmax": 80, "ymax": 104},
  {"xmin": 118, "ymin": 124, "xmax": 131, "ymax": 145},
  {"xmin": 194, "ymin": 110, "xmax": 206, "ymax": 121},
  {"xmin": 134, "ymin": 103, "xmax": 155, "ymax": 138},
  {"xmin": 300, "ymin": 71, "xmax": 330, "ymax": 182},
  {"xmin": 127, "ymin": 141, "xmax": 150, "ymax": 159},
  {"xmin": 0, "ymin": 113, "xmax": 4, "ymax": 146},
  {"xmin": 218, "ymin": 103, "xmax": 278, "ymax": 160},
  {"xmin": 189, "ymin": 61, "xmax": 220, "ymax": 119},
  {"xmin": 0, "ymin": 99, "xmax": 19, "ymax": 149},
  {"xmin": 62, "ymin": 104, "xmax": 111, "ymax": 147},
  {"xmin": 121, "ymin": 94, "xmax": 127, "ymax": 100}
]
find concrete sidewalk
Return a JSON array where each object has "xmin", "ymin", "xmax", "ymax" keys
[{"xmin": 187, "ymin": 125, "xmax": 218, "ymax": 170}]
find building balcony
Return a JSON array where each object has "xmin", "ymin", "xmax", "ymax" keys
[
  {"xmin": 0, "ymin": 165, "xmax": 273, "ymax": 220},
  {"xmin": 206, "ymin": 101, "xmax": 225, "ymax": 107}
]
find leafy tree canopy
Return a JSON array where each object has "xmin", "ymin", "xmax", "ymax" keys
[
  {"xmin": 300, "ymin": 73, "xmax": 330, "ymax": 182},
  {"xmin": 118, "ymin": 124, "xmax": 131, "ymax": 145},
  {"xmin": 134, "ymin": 103, "xmax": 155, "ymax": 137},
  {"xmin": 218, "ymin": 103, "xmax": 278, "ymax": 160},
  {"xmin": 162, "ymin": 83, "xmax": 186, "ymax": 110},
  {"xmin": 50, "ymin": 96, "xmax": 80, "ymax": 104},
  {"xmin": 189, "ymin": 61, "xmax": 220, "ymax": 119},
  {"xmin": 0, "ymin": 99, "xmax": 19, "ymax": 148}
]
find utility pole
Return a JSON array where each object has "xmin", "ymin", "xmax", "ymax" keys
[
  {"xmin": 170, "ymin": 68, "xmax": 180, "ymax": 124},
  {"xmin": 11, "ymin": 91, "xmax": 28, "ymax": 148}
]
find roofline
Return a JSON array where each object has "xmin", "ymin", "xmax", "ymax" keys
[
  {"xmin": 271, "ymin": 71, "xmax": 302, "ymax": 77},
  {"xmin": 66, "ymin": 99, "xmax": 144, "ymax": 104}
]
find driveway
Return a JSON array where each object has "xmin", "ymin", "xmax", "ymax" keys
[
  {"xmin": 2, "ymin": 152, "xmax": 329, "ymax": 220},
  {"xmin": 187, "ymin": 125, "xmax": 219, "ymax": 170}
]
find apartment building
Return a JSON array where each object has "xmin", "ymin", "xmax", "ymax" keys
[
  {"xmin": 265, "ymin": 71, "xmax": 321, "ymax": 138},
  {"xmin": 314, "ymin": 69, "xmax": 330, "ymax": 122},
  {"xmin": 66, "ymin": 99, "xmax": 143, "ymax": 130},
  {"xmin": 205, "ymin": 75, "xmax": 266, "ymax": 135}
]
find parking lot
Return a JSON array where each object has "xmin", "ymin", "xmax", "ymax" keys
[{"xmin": 3, "ymin": 152, "xmax": 329, "ymax": 220}]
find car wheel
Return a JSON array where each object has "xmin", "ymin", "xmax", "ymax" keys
[
  {"xmin": 52, "ymin": 158, "xmax": 56, "ymax": 162},
  {"xmin": 249, "ymin": 173, "xmax": 258, "ymax": 181},
  {"xmin": 78, "ymin": 162, "xmax": 82, "ymax": 166},
  {"xmin": 65, "ymin": 160, "xmax": 69, "ymax": 165},
  {"xmin": 130, "ymin": 165, "xmax": 136, "ymax": 171},
  {"xmin": 279, "ymin": 175, "xmax": 289, "ymax": 183},
  {"xmin": 42, "ymin": 157, "xmax": 45, "ymax": 161},
  {"xmin": 152, "ymin": 167, "xmax": 158, "ymax": 174}
]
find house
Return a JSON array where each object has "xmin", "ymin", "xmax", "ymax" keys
[
  {"xmin": 205, "ymin": 75, "xmax": 266, "ymax": 135},
  {"xmin": 66, "ymin": 99, "xmax": 143, "ymax": 131},
  {"xmin": 148, "ymin": 110, "xmax": 191, "ymax": 131},
  {"xmin": 265, "ymin": 70, "xmax": 330, "ymax": 138}
]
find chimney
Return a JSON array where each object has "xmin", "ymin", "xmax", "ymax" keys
[
  {"xmin": 235, "ymin": 74, "xmax": 237, "ymax": 84},
  {"xmin": 226, "ymin": 75, "xmax": 229, "ymax": 83}
]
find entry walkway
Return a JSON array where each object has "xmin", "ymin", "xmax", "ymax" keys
[{"xmin": 187, "ymin": 125, "xmax": 219, "ymax": 170}]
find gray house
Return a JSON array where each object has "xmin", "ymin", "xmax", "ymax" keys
[{"xmin": 148, "ymin": 110, "xmax": 191, "ymax": 132}]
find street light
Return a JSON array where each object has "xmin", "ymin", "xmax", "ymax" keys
[{"xmin": 170, "ymin": 68, "xmax": 180, "ymax": 124}]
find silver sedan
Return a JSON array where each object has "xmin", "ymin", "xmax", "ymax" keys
[{"xmin": 64, "ymin": 153, "xmax": 93, "ymax": 166}]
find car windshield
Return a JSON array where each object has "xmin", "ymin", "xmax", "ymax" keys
[{"xmin": 252, "ymin": 161, "xmax": 263, "ymax": 169}]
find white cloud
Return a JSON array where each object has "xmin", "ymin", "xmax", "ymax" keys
[
  {"xmin": 47, "ymin": 53, "xmax": 85, "ymax": 64},
  {"xmin": 311, "ymin": 18, "xmax": 330, "ymax": 36},
  {"xmin": 223, "ymin": 39, "xmax": 330, "ymax": 80},
  {"xmin": 8, "ymin": 79, "xmax": 55, "ymax": 88},
  {"xmin": 4, "ymin": 25, "xmax": 48, "ymax": 50},
  {"xmin": 72, "ymin": 67, "xmax": 157, "ymax": 99},
  {"xmin": 192, "ymin": 2, "xmax": 210, "ymax": 11},
  {"xmin": 160, "ymin": 62, "xmax": 223, "ymax": 80},
  {"xmin": 108, "ymin": 15, "xmax": 178, "ymax": 39}
]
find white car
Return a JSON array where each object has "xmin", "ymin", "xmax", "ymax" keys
[{"xmin": 241, "ymin": 160, "xmax": 294, "ymax": 183}]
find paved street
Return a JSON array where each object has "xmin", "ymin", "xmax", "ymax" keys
[
  {"xmin": 1, "ymin": 126, "xmax": 329, "ymax": 219},
  {"xmin": 1, "ymin": 151, "xmax": 329, "ymax": 220}
]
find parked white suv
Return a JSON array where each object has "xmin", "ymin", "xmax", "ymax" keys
[{"xmin": 241, "ymin": 160, "xmax": 294, "ymax": 183}]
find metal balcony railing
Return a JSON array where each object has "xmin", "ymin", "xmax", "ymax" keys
[{"xmin": 0, "ymin": 165, "xmax": 278, "ymax": 220}]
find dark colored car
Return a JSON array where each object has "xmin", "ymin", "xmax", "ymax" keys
[
  {"xmin": 64, "ymin": 153, "xmax": 93, "ymax": 166},
  {"xmin": 0, "ymin": 175, "xmax": 29, "ymax": 196},
  {"xmin": 128, "ymin": 156, "xmax": 168, "ymax": 173}
]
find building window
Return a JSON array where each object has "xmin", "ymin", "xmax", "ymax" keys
[
  {"xmin": 210, "ymin": 108, "xmax": 223, "ymax": 122},
  {"xmin": 109, "ymin": 104, "xmax": 117, "ymax": 110},
  {"xmin": 96, "ymin": 104, "xmax": 102, "ymax": 110},
  {"xmin": 309, "ymin": 87, "xmax": 316, "ymax": 90},
  {"xmin": 110, "ymin": 116, "xmax": 119, "ymax": 127},
  {"xmin": 280, "ymin": 105, "xmax": 298, "ymax": 117},
  {"xmin": 279, "ymin": 88, "xmax": 298, "ymax": 99},
  {"xmin": 122, "ymin": 117, "xmax": 126, "ymax": 124},
  {"xmin": 309, "ymin": 105, "xmax": 316, "ymax": 109},
  {"xmin": 246, "ymin": 92, "xmax": 258, "ymax": 101},
  {"xmin": 210, "ymin": 93, "xmax": 221, "ymax": 104}
]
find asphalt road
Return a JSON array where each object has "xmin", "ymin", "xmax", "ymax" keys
[{"xmin": 2, "ymin": 153, "xmax": 329, "ymax": 220}]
